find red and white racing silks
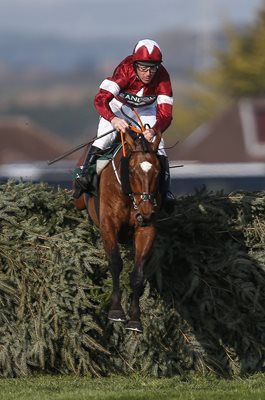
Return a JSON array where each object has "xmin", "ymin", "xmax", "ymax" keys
[{"xmin": 94, "ymin": 55, "xmax": 173, "ymax": 134}]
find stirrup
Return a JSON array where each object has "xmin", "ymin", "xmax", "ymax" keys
[
  {"xmin": 72, "ymin": 145, "xmax": 101, "ymax": 199},
  {"xmin": 165, "ymin": 191, "xmax": 176, "ymax": 202},
  {"xmin": 73, "ymin": 174, "xmax": 91, "ymax": 199}
]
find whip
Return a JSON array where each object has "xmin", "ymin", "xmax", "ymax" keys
[{"xmin": 47, "ymin": 128, "xmax": 116, "ymax": 165}]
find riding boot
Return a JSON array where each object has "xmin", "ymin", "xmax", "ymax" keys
[
  {"xmin": 73, "ymin": 145, "xmax": 101, "ymax": 199},
  {"xmin": 158, "ymin": 155, "xmax": 176, "ymax": 214}
]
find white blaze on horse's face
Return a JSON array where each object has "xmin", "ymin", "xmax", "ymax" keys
[{"xmin": 140, "ymin": 161, "xmax": 152, "ymax": 173}]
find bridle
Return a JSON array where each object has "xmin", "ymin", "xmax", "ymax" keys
[
  {"xmin": 124, "ymin": 139, "xmax": 160, "ymax": 213},
  {"xmin": 112, "ymin": 144, "xmax": 159, "ymax": 212}
]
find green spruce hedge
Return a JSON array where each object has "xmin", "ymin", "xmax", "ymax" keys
[{"xmin": 0, "ymin": 181, "xmax": 264, "ymax": 378}]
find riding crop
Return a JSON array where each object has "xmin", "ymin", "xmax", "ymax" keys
[{"xmin": 47, "ymin": 127, "xmax": 116, "ymax": 165}]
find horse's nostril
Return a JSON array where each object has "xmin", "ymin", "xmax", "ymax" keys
[
  {"xmin": 136, "ymin": 212, "xmax": 155, "ymax": 226},
  {"xmin": 136, "ymin": 214, "xmax": 144, "ymax": 224}
]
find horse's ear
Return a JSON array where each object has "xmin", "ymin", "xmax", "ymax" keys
[
  {"xmin": 151, "ymin": 132, "xmax": 162, "ymax": 152},
  {"xmin": 125, "ymin": 131, "xmax": 136, "ymax": 151}
]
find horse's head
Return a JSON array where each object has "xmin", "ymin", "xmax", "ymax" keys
[{"xmin": 125, "ymin": 132, "xmax": 161, "ymax": 226}]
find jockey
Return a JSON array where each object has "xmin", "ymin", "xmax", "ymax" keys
[{"xmin": 73, "ymin": 38, "xmax": 175, "ymax": 210}]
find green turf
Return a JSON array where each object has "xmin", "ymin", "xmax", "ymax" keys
[{"xmin": 0, "ymin": 373, "xmax": 264, "ymax": 400}]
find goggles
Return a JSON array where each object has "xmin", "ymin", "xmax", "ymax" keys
[{"xmin": 136, "ymin": 63, "xmax": 160, "ymax": 73}]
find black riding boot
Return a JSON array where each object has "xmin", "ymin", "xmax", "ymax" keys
[
  {"xmin": 158, "ymin": 155, "xmax": 176, "ymax": 213},
  {"xmin": 73, "ymin": 145, "xmax": 100, "ymax": 199}
]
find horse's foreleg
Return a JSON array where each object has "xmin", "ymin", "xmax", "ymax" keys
[
  {"xmin": 101, "ymin": 230, "xmax": 126, "ymax": 322},
  {"xmin": 108, "ymin": 248, "xmax": 126, "ymax": 322},
  {"xmin": 127, "ymin": 226, "xmax": 156, "ymax": 333}
]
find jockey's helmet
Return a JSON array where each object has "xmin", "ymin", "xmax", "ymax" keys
[{"xmin": 132, "ymin": 39, "xmax": 162, "ymax": 65}]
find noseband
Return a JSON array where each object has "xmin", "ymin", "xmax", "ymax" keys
[{"xmin": 129, "ymin": 192, "xmax": 158, "ymax": 210}]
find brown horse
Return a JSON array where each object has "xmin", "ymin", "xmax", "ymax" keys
[{"xmin": 74, "ymin": 131, "xmax": 162, "ymax": 333}]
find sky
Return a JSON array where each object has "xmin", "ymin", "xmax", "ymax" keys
[{"xmin": 1, "ymin": 0, "xmax": 264, "ymax": 39}]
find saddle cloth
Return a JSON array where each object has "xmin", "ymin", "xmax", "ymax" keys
[{"xmin": 82, "ymin": 144, "xmax": 122, "ymax": 197}]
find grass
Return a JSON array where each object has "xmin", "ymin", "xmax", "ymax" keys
[{"xmin": 0, "ymin": 373, "xmax": 264, "ymax": 400}]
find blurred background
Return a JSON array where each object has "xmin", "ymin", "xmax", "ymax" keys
[{"xmin": 1, "ymin": 0, "xmax": 265, "ymax": 194}]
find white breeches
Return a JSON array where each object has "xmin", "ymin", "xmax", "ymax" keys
[{"xmin": 93, "ymin": 99, "xmax": 167, "ymax": 156}]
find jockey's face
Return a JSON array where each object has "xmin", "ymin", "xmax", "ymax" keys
[{"xmin": 135, "ymin": 63, "xmax": 159, "ymax": 84}]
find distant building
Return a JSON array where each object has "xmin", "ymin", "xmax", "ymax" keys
[
  {"xmin": 0, "ymin": 116, "xmax": 75, "ymax": 164},
  {"xmin": 170, "ymin": 98, "xmax": 265, "ymax": 163}
]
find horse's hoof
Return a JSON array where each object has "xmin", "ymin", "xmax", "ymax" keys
[
  {"xmin": 126, "ymin": 320, "xmax": 143, "ymax": 333},
  {"xmin": 108, "ymin": 309, "xmax": 127, "ymax": 322}
]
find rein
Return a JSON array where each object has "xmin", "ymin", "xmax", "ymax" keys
[{"xmin": 119, "ymin": 124, "xmax": 143, "ymax": 157}]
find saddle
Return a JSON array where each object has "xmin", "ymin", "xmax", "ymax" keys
[{"xmin": 74, "ymin": 143, "xmax": 122, "ymax": 197}]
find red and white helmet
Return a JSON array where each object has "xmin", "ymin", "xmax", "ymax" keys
[{"xmin": 132, "ymin": 39, "xmax": 162, "ymax": 65}]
